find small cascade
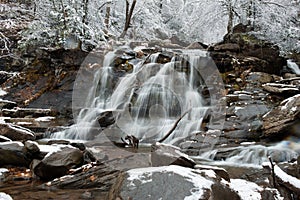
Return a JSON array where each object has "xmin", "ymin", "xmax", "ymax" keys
[
  {"xmin": 198, "ymin": 144, "xmax": 299, "ymax": 166},
  {"xmin": 287, "ymin": 59, "xmax": 300, "ymax": 75},
  {"xmin": 51, "ymin": 47, "xmax": 221, "ymax": 144}
]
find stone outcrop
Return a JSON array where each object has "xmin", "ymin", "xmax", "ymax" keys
[
  {"xmin": 263, "ymin": 94, "xmax": 300, "ymax": 138},
  {"xmin": 209, "ymin": 24, "xmax": 285, "ymax": 75},
  {"xmin": 33, "ymin": 146, "xmax": 83, "ymax": 180}
]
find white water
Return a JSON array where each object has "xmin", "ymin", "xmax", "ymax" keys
[
  {"xmin": 52, "ymin": 48, "xmax": 217, "ymax": 143},
  {"xmin": 198, "ymin": 143, "xmax": 298, "ymax": 167},
  {"xmin": 287, "ymin": 59, "xmax": 300, "ymax": 75}
]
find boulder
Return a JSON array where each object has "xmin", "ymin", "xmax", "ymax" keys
[
  {"xmin": 0, "ymin": 141, "xmax": 31, "ymax": 167},
  {"xmin": 33, "ymin": 146, "xmax": 83, "ymax": 180},
  {"xmin": 108, "ymin": 165, "xmax": 281, "ymax": 200},
  {"xmin": 0, "ymin": 123, "xmax": 36, "ymax": 141},
  {"xmin": 24, "ymin": 140, "xmax": 40, "ymax": 154},
  {"xmin": 262, "ymin": 94, "xmax": 300, "ymax": 138},
  {"xmin": 42, "ymin": 163, "xmax": 120, "ymax": 191},
  {"xmin": 151, "ymin": 142, "xmax": 196, "ymax": 168}
]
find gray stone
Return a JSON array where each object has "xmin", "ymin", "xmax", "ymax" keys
[
  {"xmin": 0, "ymin": 142, "xmax": 30, "ymax": 167},
  {"xmin": 33, "ymin": 146, "xmax": 83, "ymax": 180},
  {"xmin": 151, "ymin": 142, "xmax": 196, "ymax": 168},
  {"xmin": 108, "ymin": 165, "xmax": 239, "ymax": 200}
]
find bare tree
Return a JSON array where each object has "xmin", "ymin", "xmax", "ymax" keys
[{"xmin": 119, "ymin": 0, "xmax": 137, "ymax": 38}]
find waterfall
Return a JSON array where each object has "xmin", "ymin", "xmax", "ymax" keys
[
  {"xmin": 51, "ymin": 47, "xmax": 224, "ymax": 144},
  {"xmin": 287, "ymin": 59, "xmax": 300, "ymax": 75}
]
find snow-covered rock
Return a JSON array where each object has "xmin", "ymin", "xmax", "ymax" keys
[
  {"xmin": 33, "ymin": 145, "xmax": 83, "ymax": 180},
  {"xmin": 109, "ymin": 165, "xmax": 233, "ymax": 200},
  {"xmin": 109, "ymin": 165, "xmax": 283, "ymax": 200},
  {"xmin": 0, "ymin": 122, "xmax": 35, "ymax": 141}
]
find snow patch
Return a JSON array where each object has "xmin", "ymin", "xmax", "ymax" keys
[
  {"xmin": 229, "ymin": 179, "xmax": 262, "ymax": 200},
  {"xmin": 0, "ymin": 168, "xmax": 9, "ymax": 175},
  {"xmin": 0, "ymin": 135, "xmax": 11, "ymax": 142},
  {"xmin": 35, "ymin": 116, "xmax": 55, "ymax": 122},
  {"xmin": 38, "ymin": 144, "xmax": 76, "ymax": 158},
  {"xmin": 0, "ymin": 193, "xmax": 13, "ymax": 200},
  {"xmin": 274, "ymin": 165, "xmax": 300, "ymax": 189},
  {"xmin": 0, "ymin": 89, "xmax": 7, "ymax": 96}
]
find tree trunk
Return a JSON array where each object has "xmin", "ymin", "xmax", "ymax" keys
[
  {"xmin": 119, "ymin": 0, "xmax": 137, "ymax": 38},
  {"xmin": 227, "ymin": 1, "xmax": 234, "ymax": 34},
  {"xmin": 104, "ymin": 2, "xmax": 111, "ymax": 34}
]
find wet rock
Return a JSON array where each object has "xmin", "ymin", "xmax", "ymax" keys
[
  {"xmin": 263, "ymin": 94, "xmax": 300, "ymax": 138},
  {"xmin": 43, "ymin": 163, "xmax": 120, "ymax": 191},
  {"xmin": 234, "ymin": 104, "xmax": 269, "ymax": 120},
  {"xmin": 0, "ymin": 123, "xmax": 36, "ymax": 141},
  {"xmin": 97, "ymin": 111, "xmax": 115, "ymax": 127},
  {"xmin": 151, "ymin": 142, "xmax": 196, "ymax": 168},
  {"xmin": 195, "ymin": 164, "xmax": 230, "ymax": 182},
  {"xmin": 262, "ymin": 83, "xmax": 299, "ymax": 97},
  {"xmin": 33, "ymin": 146, "xmax": 83, "ymax": 180},
  {"xmin": 1, "ymin": 108, "xmax": 56, "ymax": 118},
  {"xmin": 24, "ymin": 140, "xmax": 40, "ymax": 154},
  {"xmin": 108, "ymin": 165, "xmax": 239, "ymax": 200},
  {"xmin": 0, "ymin": 141, "xmax": 31, "ymax": 167},
  {"xmin": 246, "ymin": 72, "xmax": 276, "ymax": 84}
]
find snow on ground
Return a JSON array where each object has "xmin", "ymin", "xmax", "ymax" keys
[
  {"xmin": 38, "ymin": 144, "xmax": 76, "ymax": 158},
  {"xmin": 0, "ymin": 89, "xmax": 7, "ymax": 96},
  {"xmin": 0, "ymin": 168, "xmax": 9, "ymax": 176},
  {"xmin": 34, "ymin": 116, "xmax": 55, "ymax": 122},
  {"xmin": 127, "ymin": 165, "xmax": 214, "ymax": 199},
  {"xmin": 0, "ymin": 193, "xmax": 13, "ymax": 200},
  {"xmin": 229, "ymin": 179, "xmax": 262, "ymax": 200},
  {"xmin": 274, "ymin": 165, "xmax": 300, "ymax": 189}
]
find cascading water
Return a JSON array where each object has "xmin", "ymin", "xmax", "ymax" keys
[
  {"xmin": 287, "ymin": 59, "xmax": 300, "ymax": 75},
  {"xmin": 51, "ymin": 47, "xmax": 219, "ymax": 144},
  {"xmin": 198, "ymin": 143, "xmax": 298, "ymax": 167}
]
